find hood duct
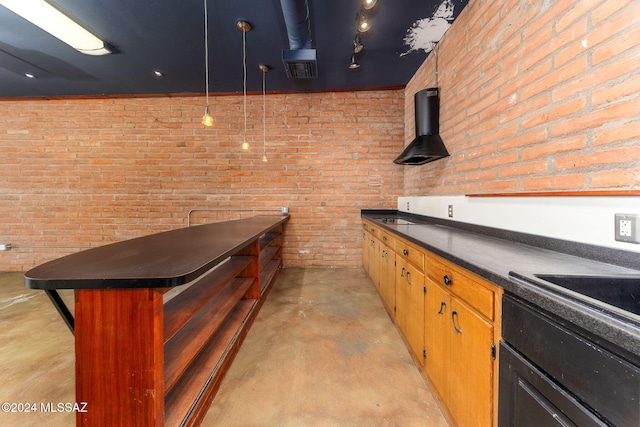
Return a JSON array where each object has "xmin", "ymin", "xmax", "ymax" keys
[
  {"xmin": 394, "ymin": 88, "xmax": 450, "ymax": 165},
  {"xmin": 280, "ymin": 0, "xmax": 317, "ymax": 78}
]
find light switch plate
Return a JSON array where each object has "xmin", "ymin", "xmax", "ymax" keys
[{"xmin": 614, "ymin": 213, "xmax": 640, "ymax": 244}]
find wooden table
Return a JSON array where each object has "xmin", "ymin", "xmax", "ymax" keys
[{"xmin": 25, "ymin": 215, "xmax": 289, "ymax": 426}]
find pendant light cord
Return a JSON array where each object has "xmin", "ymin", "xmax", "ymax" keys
[
  {"xmin": 262, "ymin": 69, "xmax": 266, "ymax": 153},
  {"xmin": 243, "ymin": 30, "xmax": 247, "ymax": 139},
  {"xmin": 204, "ymin": 0, "xmax": 209, "ymax": 105}
]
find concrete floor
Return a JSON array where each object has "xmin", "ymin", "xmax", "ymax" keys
[{"xmin": 0, "ymin": 268, "xmax": 447, "ymax": 426}]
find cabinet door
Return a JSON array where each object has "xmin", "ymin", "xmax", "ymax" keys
[
  {"xmin": 395, "ymin": 256, "xmax": 425, "ymax": 365},
  {"xmin": 368, "ymin": 236, "xmax": 380, "ymax": 289},
  {"xmin": 424, "ymin": 280, "xmax": 450, "ymax": 402},
  {"xmin": 448, "ymin": 298, "xmax": 494, "ymax": 427},
  {"xmin": 379, "ymin": 243, "xmax": 395, "ymax": 316},
  {"xmin": 362, "ymin": 231, "xmax": 369, "ymax": 273}
]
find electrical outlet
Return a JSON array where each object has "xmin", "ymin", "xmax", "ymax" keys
[
  {"xmin": 406, "ymin": 202, "xmax": 410, "ymax": 211},
  {"xmin": 0, "ymin": 243, "xmax": 11, "ymax": 251},
  {"xmin": 448, "ymin": 205, "xmax": 453, "ymax": 218},
  {"xmin": 615, "ymin": 214, "xmax": 640, "ymax": 244}
]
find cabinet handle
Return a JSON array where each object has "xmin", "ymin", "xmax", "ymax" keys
[
  {"xmin": 437, "ymin": 301, "xmax": 446, "ymax": 315},
  {"xmin": 403, "ymin": 249, "xmax": 409, "ymax": 256},
  {"xmin": 452, "ymin": 311, "xmax": 462, "ymax": 333},
  {"xmin": 406, "ymin": 270, "xmax": 412, "ymax": 285},
  {"xmin": 400, "ymin": 267, "xmax": 406, "ymax": 277},
  {"xmin": 443, "ymin": 275, "xmax": 452, "ymax": 286},
  {"xmin": 383, "ymin": 236, "xmax": 387, "ymax": 241}
]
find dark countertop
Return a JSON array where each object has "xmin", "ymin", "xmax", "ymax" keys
[
  {"xmin": 25, "ymin": 215, "xmax": 289, "ymax": 290},
  {"xmin": 362, "ymin": 210, "xmax": 640, "ymax": 362}
]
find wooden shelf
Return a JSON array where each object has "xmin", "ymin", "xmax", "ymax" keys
[
  {"xmin": 164, "ymin": 300, "xmax": 255, "ymax": 427},
  {"xmin": 260, "ymin": 232, "xmax": 281, "ymax": 249},
  {"xmin": 164, "ymin": 256, "xmax": 254, "ymax": 341},
  {"xmin": 260, "ymin": 259, "xmax": 281, "ymax": 295},
  {"xmin": 164, "ymin": 277, "xmax": 255, "ymax": 394},
  {"xmin": 161, "ymin": 221, "xmax": 286, "ymax": 425},
  {"xmin": 465, "ymin": 190, "xmax": 640, "ymax": 197},
  {"xmin": 260, "ymin": 245, "xmax": 280, "ymax": 267}
]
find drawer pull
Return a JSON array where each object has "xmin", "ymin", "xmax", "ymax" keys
[
  {"xmin": 403, "ymin": 249, "xmax": 409, "ymax": 256},
  {"xmin": 437, "ymin": 301, "xmax": 446, "ymax": 315},
  {"xmin": 443, "ymin": 275, "xmax": 452, "ymax": 286},
  {"xmin": 383, "ymin": 236, "xmax": 387, "ymax": 241},
  {"xmin": 406, "ymin": 271, "xmax": 412, "ymax": 285},
  {"xmin": 452, "ymin": 311, "xmax": 462, "ymax": 333}
]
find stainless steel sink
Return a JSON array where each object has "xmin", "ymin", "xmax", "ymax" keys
[{"xmin": 510, "ymin": 272, "xmax": 640, "ymax": 321}]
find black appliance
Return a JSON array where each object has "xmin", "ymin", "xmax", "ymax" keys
[
  {"xmin": 393, "ymin": 88, "xmax": 450, "ymax": 165},
  {"xmin": 499, "ymin": 295, "xmax": 640, "ymax": 426}
]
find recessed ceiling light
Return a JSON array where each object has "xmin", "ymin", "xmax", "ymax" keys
[
  {"xmin": 153, "ymin": 70, "xmax": 164, "ymax": 77},
  {"xmin": 24, "ymin": 73, "xmax": 37, "ymax": 79}
]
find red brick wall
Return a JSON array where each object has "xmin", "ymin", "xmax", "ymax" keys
[
  {"xmin": 404, "ymin": 0, "xmax": 640, "ymax": 195},
  {"xmin": 0, "ymin": 91, "xmax": 404, "ymax": 271}
]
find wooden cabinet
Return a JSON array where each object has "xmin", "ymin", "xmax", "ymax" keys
[
  {"xmin": 362, "ymin": 223, "xmax": 371, "ymax": 275},
  {"xmin": 361, "ymin": 218, "xmax": 502, "ymax": 427},
  {"xmin": 424, "ymin": 281, "xmax": 450, "ymax": 401},
  {"xmin": 395, "ymin": 237, "xmax": 426, "ymax": 366},
  {"xmin": 362, "ymin": 219, "xmax": 395, "ymax": 314},
  {"xmin": 378, "ymin": 239, "xmax": 395, "ymax": 316},
  {"xmin": 425, "ymin": 252, "xmax": 501, "ymax": 427},
  {"xmin": 362, "ymin": 222, "xmax": 380, "ymax": 289}
]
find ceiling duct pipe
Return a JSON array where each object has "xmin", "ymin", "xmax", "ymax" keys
[
  {"xmin": 280, "ymin": 0, "xmax": 317, "ymax": 78},
  {"xmin": 393, "ymin": 88, "xmax": 450, "ymax": 165}
]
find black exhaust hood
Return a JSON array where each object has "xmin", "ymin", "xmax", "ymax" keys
[{"xmin": 394, "ymin": 88, "xmax": 450, "ymax": 165}]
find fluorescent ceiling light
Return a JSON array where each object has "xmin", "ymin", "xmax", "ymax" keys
[{"xmin": 0, "ymin": 0, "xmax": 111, "ymax": 55}]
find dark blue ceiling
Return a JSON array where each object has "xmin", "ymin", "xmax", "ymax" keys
[{"xmin": 0, "ymin": 0, "xmax": 468, "ymax": 98}]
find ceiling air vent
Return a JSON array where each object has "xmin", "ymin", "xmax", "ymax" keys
[{"xmin": 282, "ymin": 49, "xmax": 317, "ymax": 79}]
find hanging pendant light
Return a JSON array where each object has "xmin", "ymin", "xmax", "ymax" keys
[
  {"xmin": 259, "ymin": 65, "xmax": 269, "ymax": 162},
  {"xmin": 237, "ymin": 20, "xmax": 251, "ymax": 150},
  {"xmin": 202, "ymin": 0, "xmax": 214, "ymax": 127}
]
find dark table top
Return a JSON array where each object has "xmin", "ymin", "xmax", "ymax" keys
[{"xmin": 25, "ymin": 215, "xmax": 288, "ymax": 290}]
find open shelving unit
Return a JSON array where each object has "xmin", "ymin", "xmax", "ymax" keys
[
  {"xmin": 26, "ymin": 215, "xmax": 287, "ymax": 427},
  {"xmin": 163, "ymin": 228, "xmax": 285, "ymax": 426}
]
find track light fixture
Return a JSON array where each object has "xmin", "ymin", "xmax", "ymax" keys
[
  {"xmin": 356, "ymin": 11, "xmax": 371, "ymax": 33},
  {"xmin": 350, "ymin": 1, "xmax": 379, "ymax": 68},
  {"xmin": 353, "ymin": 34, "xmax": 364, "ymax": 54},
  {"xmin": 349, "ymin": 53, "xmax": 360, "ymax": 69},
  {"xmin": 362, "ymin": 0, "xmax": 377, "ymax": 10}
]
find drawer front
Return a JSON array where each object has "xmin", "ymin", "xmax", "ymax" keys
[
  {"xmin": 379, "ymin": 230, "xmax": 396, "ymax": 251},
  {"xmin": 396, "ymin": 239, "xmax": 424, "ymax": 271},
  {"xmin": 427, "ymin": 254, "xmax": 495, "ymax": 320},
  {"xmin": 362, "ymin": 220, "xmax": 377, "ymax": 236}
]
